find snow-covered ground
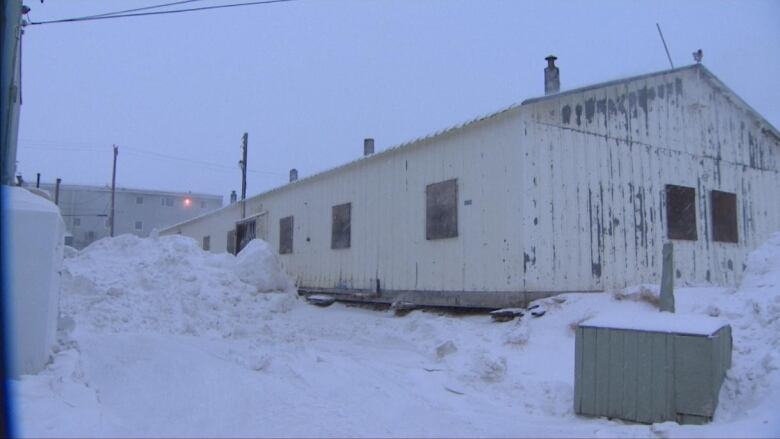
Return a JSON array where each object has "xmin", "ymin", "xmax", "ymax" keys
[{"xmin": 11, "ymin": 233, "xmax": 780, "ymax": 437}]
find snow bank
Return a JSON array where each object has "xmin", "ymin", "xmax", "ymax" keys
[
  {"xmin": 740, "ymin": 232, "xmax": 780, "ymax": 291},
  {"xmin": 14, "ymin": 232, "xmax": 780, "ymax": 437},
  {"xmin": 61, "ymin": 235, "xmax": 295, "ymax": 338},
  {"xmin": 234, "ymin": 239, "xmax": 292, "ymax": 292}
]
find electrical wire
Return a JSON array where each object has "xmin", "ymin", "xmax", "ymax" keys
[
  {"xmin": 75, "ymin": 0, "xmax": 206, "ymax": 20},
  {"xmin": 20, "ymin": 142, "xmax": 286, "ymax": 177},
  {"xmin": 28, "ymin": 0, "xmax": 298, "ymax": 26}
]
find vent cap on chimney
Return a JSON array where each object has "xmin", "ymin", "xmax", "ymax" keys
[
  {"xmin": 544, "ymin": 55, "xmax": 560, "ymax": 95},
  {"xmin": 364, "ymin": 138, "xmax": 375, "ymax": 156}
]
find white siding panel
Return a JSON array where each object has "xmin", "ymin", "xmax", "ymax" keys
[{"xmin": 162, "ymin": 66, "xmax": 779, "ymax": 302}]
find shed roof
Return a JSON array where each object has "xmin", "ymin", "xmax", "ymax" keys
[{"xmin": 163, "ymin": 63, "xmax": 778, "ymax": 231}]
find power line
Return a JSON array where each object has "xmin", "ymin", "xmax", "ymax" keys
[
  {"xmin": 77, "ymin": 0, "xmax": 206, "ymax": 20},
  {"xmin": 19, "ymin": 142, "xmax": 285, "ymax": 176},
  {"xmin": 28, "ymin": 0, "xmax": 298, "ymax": 26}
]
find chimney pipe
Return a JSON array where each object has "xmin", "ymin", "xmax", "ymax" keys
[
  {"xmin": 54, "ymin": 178, "xmax": 61, "ymax": 205},
  {"xmin": 36, "ymin": 173, "xmax": 41, "ymax": 188},
  {"xmin": 289, "ymin": 168, "xmax": 298, "ymax": 182},
  {"xmin": 363, "ymin": 138, "xmax": 375, "ymax": 156},
  {"xmin": 544, "ymin": 55, "xmax": 560, "ymax": 95},
  {"xmin": 230, "ymin": 190, "xmax": 237, "ymax": 203}
]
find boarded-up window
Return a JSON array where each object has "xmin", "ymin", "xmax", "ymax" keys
[
  {"xmin": 279, "ymin": 216, "xmax": 294, "ymax": 254},
  {"xmin": 666, "ymin": 185, "xmax": 697, "ymax": 240},
  {"xmin": 426, "ymin": 179, "xmax": 458, "ymax": 240},
  {"xmin": 202, "ymin": 235, "xmax": 210, "ymax": 251},
  {"xmin": 331, "ymin": 203, "xmax": 351, "ymax": 249},
  {"xmin": 226, "ymin": 230, "xmax": 236, "ymax": 255},
  {"xmin": 711, "ymin": 190, "xmax": 738, "ymax": 243}
]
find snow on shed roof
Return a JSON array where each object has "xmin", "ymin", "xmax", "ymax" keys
[{"xmin": 581, "ymin": 312, "xmax": 729, "ymax": 336}]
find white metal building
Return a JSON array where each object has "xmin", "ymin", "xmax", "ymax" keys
[
  {"xmin": 31, "ymin": 182, "xmax": 223, "ymax": 249},
  {"xmin": 162, "ymin": 62, "xmax": 780, "ymax": 308}
]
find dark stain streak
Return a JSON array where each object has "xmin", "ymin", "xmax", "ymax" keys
[
  {"xmin": 608, "ymin": 98, "xmax": 617, "ymax": 117},
  {"xmin": 575, "ymin": 104, "xmax": 583, "ymax": 126},
  {"xmin": 585, "ymin": 98, "xmax": 596, "ymax": 124},
  {"xmin": 628, "ymin": 92, "xmax": 638, "ymax": 119},
  {"xmin": 675, "ymin": 78, "xmax": 683, "ymax": 97},
  {"xmin": 562, "ymin": 105, "xmax": 572, "ymax": 124},
  {"xmin": 523, "ymin": 247, "xmax": 536, "ymax": 274}
]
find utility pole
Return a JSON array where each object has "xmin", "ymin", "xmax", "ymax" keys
[
  {"xmin": 110, "ymin": 145, "xmax": 118, "ymax": 237},
  {"xmin": 239, "ymin": 132, "xmax": 248, "ymax": 219},
  {"xmin": 54, "ymin": 178, "xmax": 61, "ymax": 205}
]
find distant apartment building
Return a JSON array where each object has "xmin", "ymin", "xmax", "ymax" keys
[{"xmin": 31, "ymin": 183, "xmax": 223, "ymax": 249}]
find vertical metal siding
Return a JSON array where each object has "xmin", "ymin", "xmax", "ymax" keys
[{"xmin": 163, "ymin": 67, "xmax": 779, "ymax": 297}]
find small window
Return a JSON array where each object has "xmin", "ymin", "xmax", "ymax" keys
[
  {"xmin": 135, "ymin": 221, "xmax": 143, "ymax": 231},
  {"xmin": 711, "ymin": 190, "xmax": 738, "ymax": 243},
  {"xmin": 279, "ymin": 216, "xmax": 294, "ymax": 254},
  {"xmin": 202, "ymin": 236, "xmax": 211, "ymax": 251},
  {"xmin": 331, "ymin": 203, "xmax": 351, "ymax": 249},
  {"xmin": 161, "ymin": 197, "xmax": 173, "ymax": 207},
  {"xmin": 86, "ymin": 231, "xmax": 95, "ymax": 242},
  {"xmin": 665, "ymin": 185, "xmax": 697, "ymax": 240},
  {"xmin": 136, "ymin": 196, "xmax": 143, "ymax": 205},
  {"xmin": 73, "ymin": 217, "xmax": 81, "ymax": 228},
  {"xmin": 426, "ymin": 179, "xmax": 458, "ymax": 240}
]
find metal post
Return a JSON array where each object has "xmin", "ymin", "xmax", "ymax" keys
[
  {"xmin": 110, "ymin": 145, "xmax": 118, "ymax": 237},
  {"xmin": 54, "ymin": 178, "xmax": 61, "ymax": 205},
  {"xmin": 35, "ymin": 172, "xmax": 40, "ymax": 188},
  {"xmin": 660, "ymin": 242, "xmax": 675, "ymax": 313},
  {"xmin": 240, "ymin": 132, "xmax": 248, "ymax": 219}
]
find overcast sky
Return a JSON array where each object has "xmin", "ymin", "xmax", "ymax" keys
[{"xmin": 15, "ymin": 0, "xmax": 780, "ymax": 201}]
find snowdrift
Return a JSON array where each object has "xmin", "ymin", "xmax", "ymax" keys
[
  {"xmin": 61, "ymin": 234, "xmax": 295, "ymax": 338},
  {"xmin": 12, "ymin": 233, "xmax": 780, "ymax": 437}
]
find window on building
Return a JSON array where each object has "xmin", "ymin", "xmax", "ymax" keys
[
  {"xmin": 136, "ymin": 196, "xmax": 143, "ymax": 205},
  {"xmin": 331, "ymin": 203, "xmax": 351, "ymax": 249},
  {"xmin": 135, "ymin": 221, "xmax": 143, "ymax": 231},
  {"xmin": 73, "ymin": 217, "xmax": 81, "ymax": 228},
  {"xmin": 86, "ymin": 231, "xmax": 95, "ymax": 243},
  {"xmin": 236, "ymin": 219, "xmax": 256, "ymax": 254},
  {"xmin": 279, "ymin": 216, "xmax": 294, "ymax": 254},
  {"xmin": 426, "ymin": 179, "xmax": 458, "ymax": 240},
  {"xmin": 161, "ymin": 197, "xmax": 173, "ymax": 207},
  {"xmin": 202, "ymin": 235, "xmax": 211, "ymax": 251},
  {"xmin": 711, "ymin": 190, "xmax": 738, "ymax": 243},
  {"xmin": 666, "ymin": 185, "xmax": 697, "ymax": 240}
]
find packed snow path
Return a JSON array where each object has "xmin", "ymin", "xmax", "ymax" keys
[{"xmin": 13, "ymin": 234, "xmax": 780, "ymax": 437}]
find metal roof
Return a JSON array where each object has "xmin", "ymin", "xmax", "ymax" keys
[{"xmin": 163, "ymin": 63, "xmax": 779, "ymax": 231}]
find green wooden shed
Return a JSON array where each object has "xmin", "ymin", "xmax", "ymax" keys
[{"xmin": 574, "ymin": 313, "xmax": 732, "ymax": 425}]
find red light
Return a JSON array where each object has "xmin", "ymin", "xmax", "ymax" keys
[{"xmin": 184, "ymin": 198, "xmax": 192, "ymax": 207}]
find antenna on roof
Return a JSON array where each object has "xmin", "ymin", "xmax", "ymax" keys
[{"xmin": 656, "ymin": 23, "xmax": 675, "ymax": 69}]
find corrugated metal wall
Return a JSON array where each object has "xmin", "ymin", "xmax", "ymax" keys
[
  {"xmin": 522, "ymin": 67, "xmax": 779, "ymax": 291},
  {"xmin": 163, "ymin": 66, "xmax": 780, "ymax": 298},
  {"xmin": 574, "ymin": 324, "xmax": 732, "ymax": 424}
]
